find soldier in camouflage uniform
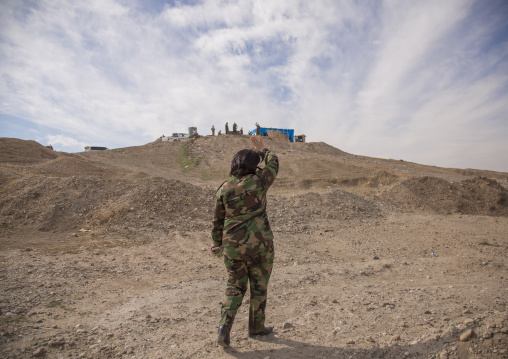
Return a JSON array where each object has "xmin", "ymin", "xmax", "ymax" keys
[{"xmin": 211, "ymin": 136, "xmax": 279, "ymax": 347}]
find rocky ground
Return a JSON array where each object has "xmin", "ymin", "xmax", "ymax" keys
[{"xmin": 0, "ymin": 136, "xmax": 507, "ymax": 359}]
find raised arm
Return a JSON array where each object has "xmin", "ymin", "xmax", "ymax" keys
[{"xmin": 250, "ymin": 135, "xmax": 278, "ymax": 188}]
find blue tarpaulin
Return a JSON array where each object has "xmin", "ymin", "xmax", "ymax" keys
[{"xmin": 249, "ymin": 127, "xmax": 295, "ymax": 142}]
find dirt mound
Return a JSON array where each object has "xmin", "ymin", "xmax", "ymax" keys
[
  {"xmin": 0, "ymin": 168, "xmax": 22, "ymax": 187},
  {"xmin": 332, "ymin": 170, "xmax": 400, "ymax": 188},
  {"xmin": 368, "ymin": 171, "xmax": 399, "ymax": 187},
  {"xmin": 76, "ymin": 135, "xmax": 355, "ymax": 188},
  {"xmin": 33, "ymin": 155, "xmax": 115, "ymax": 178},
  {"xmin": 299, "ymin": 141, "xmax": 350, "ymax": 157},
  {"xmin": 0, "ymin": 175, "xmax": 213, "ymax": 234},
  {"xmin": 381, "ymin": 176, "xmax": 508, "ymax": 216},
  {"xmin": 266, "ymin": 129, "xmax": 291, "ymax": 142},
  {"xmin": 269, "ymin": 189, "xmax": 382, "ymax": 232},
  {"xmin": 0, "ymin": 172, "xmax": 380, "ymax": 237},
  {"xmin": 458, "ymin": 176, "xmax": 508, "ymax": 214},
  {"xmin": 0, "ymin": 138, "xmax": 58, "ymax": 164},
  {"xmin": 2, "ymin": 137, "xmax": 507, "ymax": 239},
  {"xmin": 73, "ymin": 136, "xmax": 508, "ymax": 197}
]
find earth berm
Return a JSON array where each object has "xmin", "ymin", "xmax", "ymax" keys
[{"xmin": 1, "ymin": 136, "xmax": 507, "ymax": 358}]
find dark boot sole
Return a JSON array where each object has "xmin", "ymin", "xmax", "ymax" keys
[
  {"xmin": 249, "ymin": 327, "xmax": 273, "ymax": 337},
  {"xmin": 217, "ymin": 334, "xmax": 229, "ymax": 348}
]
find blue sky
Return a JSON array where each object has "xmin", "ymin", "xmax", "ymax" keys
[{"xmin": 1, "ymin": 0, "xmax": 507, "ymax": 172}]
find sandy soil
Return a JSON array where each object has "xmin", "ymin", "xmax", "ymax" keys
[{"xmin": 0, "ymin": 136, "xmax": 507, "ymax": 359}]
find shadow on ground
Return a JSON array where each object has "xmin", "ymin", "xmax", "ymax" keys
[{"xmin": 222, "ymin": 333, "xmax": 458, "ymax": 359}]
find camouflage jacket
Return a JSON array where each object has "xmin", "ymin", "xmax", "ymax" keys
[{"xmin": 212, "ymin": 150, "xmax": 279, "ymax": 249}]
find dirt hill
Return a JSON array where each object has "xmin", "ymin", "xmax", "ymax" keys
[
  {"xmin": 1, "ymin": 136, "xmax": 507, "ymax": 359},
  {"xmin": 1, "ymin": 136, "xmax": 507, "ymax": 236}
]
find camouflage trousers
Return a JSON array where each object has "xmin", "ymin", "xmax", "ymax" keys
[{"xmin": 219, "ymin": 240, "xmax": 274, "ymax": 334}]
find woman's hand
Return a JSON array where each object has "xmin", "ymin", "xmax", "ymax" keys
[{"xmin": 250, "ymin": 135, "xmax": 264, "ymax": 152}]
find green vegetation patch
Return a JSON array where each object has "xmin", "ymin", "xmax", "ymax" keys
[{"xmin": 176, "ymin": 142, "xmax": 196, "ymax": 173}]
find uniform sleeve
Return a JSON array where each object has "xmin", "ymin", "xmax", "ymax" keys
[
  {"xmin": 211, "ymin": 191, "xmax": 225, "ymax": 247},
  {"xmin": 258, "ymin": 149, "xmax": 279, "ymax": 189}
]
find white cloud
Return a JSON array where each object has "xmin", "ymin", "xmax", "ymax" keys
[
  {"xmin": 1, "ymin": 0, "xmax": 507, "ymax": 171},
  {"xmin": 44, "ymin": 134, "xmax": 87, "ymax": 150}
]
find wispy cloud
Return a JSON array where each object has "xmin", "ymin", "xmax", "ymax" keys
[
  {"xmin": 44, "ymin": 133, "xmax": 87, "ymax": 149},
  {"xmin": 1, "ymin": 0, "xmax": 507, "ymax": 171}
]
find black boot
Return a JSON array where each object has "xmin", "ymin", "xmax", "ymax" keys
[
  {"xmin": 249, "ymin": 326, "xmax": 273, "ymax": 336},
  {"xmin": 217, "ymin": 325, "xmax": 231, "ymax": 348}
]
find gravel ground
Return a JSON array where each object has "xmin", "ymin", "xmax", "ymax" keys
[{"xmin": 1, "ymin": 137, "xmax": 507, "ymax": 359}]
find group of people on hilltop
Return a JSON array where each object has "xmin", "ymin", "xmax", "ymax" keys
[{"xmin": 211, "ymin": 122, "xmax": 259, "ymax": 136}]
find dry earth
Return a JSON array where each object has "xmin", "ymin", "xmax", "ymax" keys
[{"xmin": 1, "ymin": 136, "xmax": 507, "ymax": 359}]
